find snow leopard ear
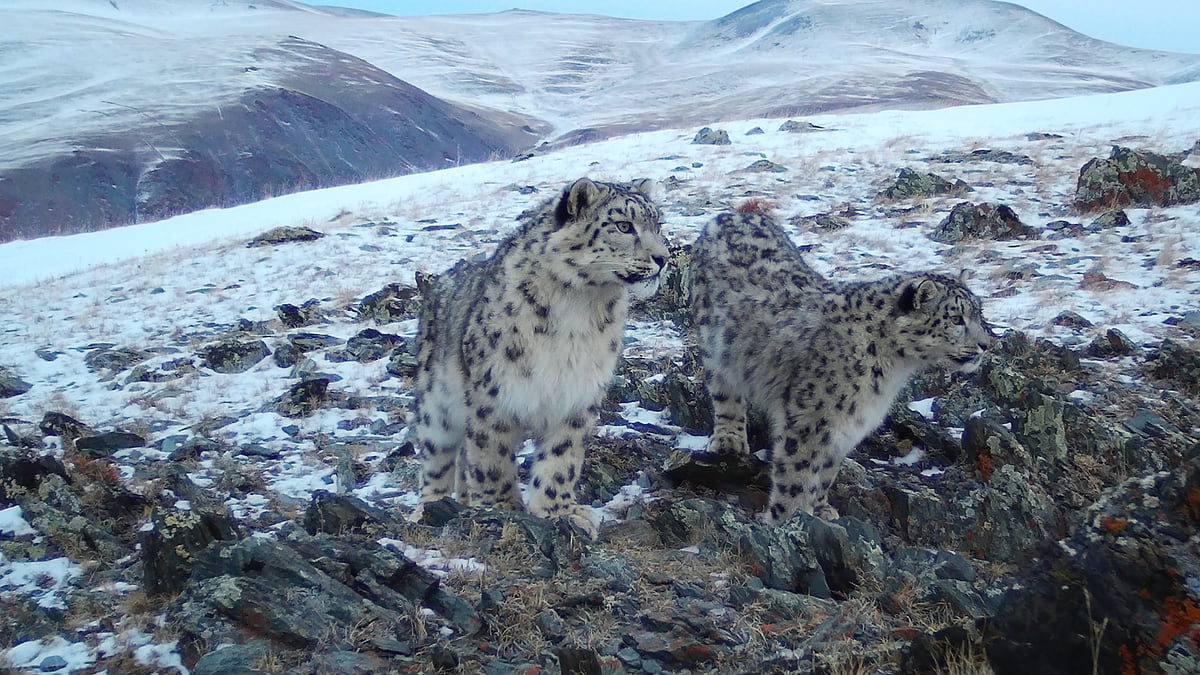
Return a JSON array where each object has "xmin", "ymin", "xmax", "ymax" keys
[
  {"xmin": 555, "ymin": 177, "xmax": 601, "ymax": 225},
  {"xmin": 631, "ymin": 178, "xmax": 654, "ymax": 197},
  {"xmin": 414, "ymin": 270, "xmax": 439, "ymax": 297},
  {"xmin": 900, "ymin": 278, "xmax": 945, "ymax": 313}
]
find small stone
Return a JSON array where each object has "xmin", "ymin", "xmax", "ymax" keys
[
  {"xmin": 557, "ymin": 646, "xmax": 601, "ymax": 675},
  {"xmin": 431, "ymin": 646, "xmax": 459, "ymax": 671},
  {"xmin": 1051, "ymin": 311, "xmax": 1093, "ymax": 329},
  {"xmin": 328, "ymin": 329, "xmax": 404, "ymax": 363},
  {"xmin": 933, "ymin": 551, "xmax": 977, "ymax": 582},
  {"xmin": 1090, "ymin": 209, "xmax": 1130, "ymax": 229},
  {"xmin": 536, "ymin": 608, "xmax": 567, "ymax": 638},
  {"xmin": 1124, "ymin": 408, "xmax": 1175, "ymax": 437},
  {"xmin": 616, "ymin": 646, "xmax": 642, "ymax": 668},
  {"xmin": 38, "ymin": 655, "xmax": 69, "ymax": 671},
  {"xmin": 1084, "ymin": 328, "xmax": 1137, "ymax": 357}
]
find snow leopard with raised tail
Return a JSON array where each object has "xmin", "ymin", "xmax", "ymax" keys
[
  {"xmin": 690, "ymin": 211, "xmax": 994, "ymax": 525},
  {"xmin": 409, "ymin": 177, "xmax": 668, "ymax": 537}
]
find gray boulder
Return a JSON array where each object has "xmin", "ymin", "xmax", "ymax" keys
[
  {"xmin": 0, "ymin": 366, "xmax": 32, "ymax": 398},
  {"xmin": 201, "ymin": 336, "xmax": 270, "ymax": 373},
  {"xmin": 691, "ymin": 127, "xmax": 731, "ymax": 145},
  {"xmin": 929, "ymin": 202, "xmax": 1038, "ymax": 242},
  {"xmin": 880, "ymin": 168, "xmax": 969, "ymax": 200}
]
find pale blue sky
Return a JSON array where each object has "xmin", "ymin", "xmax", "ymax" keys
[{"xmin": 318, "ymin": 1, "xmax": 1199, "ymax": 53}]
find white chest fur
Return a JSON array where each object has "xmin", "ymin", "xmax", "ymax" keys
[{"xmin": 495, "ymin": 288, "xmax": 625, "ymax": 432}]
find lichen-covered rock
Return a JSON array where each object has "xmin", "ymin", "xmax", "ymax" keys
[
  {"xmin": 929, "ymin": 202, "xmax": 1037, "ymax": 242},
  {"xmin": 83, "ymin": 346, "xmax": 149, "ymax": 377},
  {"xmin": 386, "ymin": 343, "xmax": 419, "ymax": 378},
  {"xmin": 38, "ymin": 412, "xmax": 92, "ymax": 453},
  {"xmin": 356, "ymin": 282, "xmax": 421, "ymax": 324},
  {"xmin": 1083, "ymin": 327, "xmax": 1137, "ymax": 358},
  {"xmin": 1075, "ymin": 146, "xmax": 1200, "ymax": 211},
  {"xmin": 744, "ymin": 159, "xmax": 787, "ymax": 173},
  {"xmin": 277, "ymin": 299, "xmax": 326, "ymax": 328},
  {"xmin": 1090, "ymin": 209, "xmax": 1130, "ymax": 229},
  {"xmin": 650, "ymin": 498, "xmax": 885, "ymax": 598},
  {"xmin": 201, "ymin": 336, "xmax": 270, "ymax": 373},
  {"xmin": 1146, "ymin": 339, "xmax": 1200, "ymax": 394},
  {"xmin": 962, "ymin": 415, "xmax": 1032, "ymax": 482},
  {"xmin": 125, "ymin": 357, "xmax": 196, "ymax": 384},
  {"xmin": 274, "ymin": 376, "xmax": 331, "ymax": 417},
  {"xmin": 630, "ymin": 242, "xmax": 693, "ymax": 327},
  {"xmin": 880, "ymin": 168, "xmax": 970, "ymax": 200},
  {"xmin": 0, "ymin": 366, "xmax": 32, "ymax": 398},
  {"xmin": 0, "ymin": 451, "xmax": 70, "ymax": 503},
  {"xmin": 247, "ymin": 225, "xmax": 324, "ymax": 247},
  {"xmin": 303, "ymin": 490, "xmax": 410, "ymax": 537},
  {"xmin": 75, "ymin": 430, "xmax": 146, "ymax": 457},
  {"xmin": 140, "ymin": 506, "xmax": 239, "ymax": 595},
  {"xmin": 328, "ymin": 328, "xmax": 404, "ymax": 363},
  {"xmin": 1010, "ymin": 391, "xmax": 1068, "ymax": 464},
  {"xmin": 778, "ymin": 120, "xmax": 825, "ymax": 133},
  {"xmin": 691, "ymin": 127, "xmax": 730, "ymax": 145},
  {"xmin": 987, "ymin": 460, "xmax": 1200, "ymax": 675},
  {"xmin": 9, "ymin": 457, "xmax": 144, "ymax": 562},
  {"xmin": 793, "ymin": 212, "xmax": 851, "ymax": 231},
  {"xmin": 936, "ymin": 149, "xmax": 1033, "ymax": 165},
  {"xmin": 192, "ymin": 640, "xmax": 273, "ymax": 675}
]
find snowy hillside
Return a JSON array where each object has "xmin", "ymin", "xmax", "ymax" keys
[
  {"xmin": 3, "ymin": 0, "xmax": 1200, "ymax": 242},
  {"xmin": 1, "ymin": 80, "xmax": 1199, "ymax": 672}
]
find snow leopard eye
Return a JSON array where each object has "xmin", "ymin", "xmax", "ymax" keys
[{"xmin": 614, "ymin": 221, "xmax": 635, "ymax": 234}]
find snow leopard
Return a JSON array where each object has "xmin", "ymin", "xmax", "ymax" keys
[
  {"xmin": 409, "ymin": 177, "xmax": 668, "ymax": 537},
  {"xmin": 690, "ymin": 211, "xmax": 994, "ymax": 524}
]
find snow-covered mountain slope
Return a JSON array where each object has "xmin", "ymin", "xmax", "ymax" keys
[
  {"xmin": 305, "ymin": 0, "xmax": 1200, "ymax": 131},
  {"xmin": 0, "ymin": 0, "xmax": 546, "ymax": 241},
  {"xmin": 1, "ymin": 0, "xmax": 1198, "ymax": 241}
]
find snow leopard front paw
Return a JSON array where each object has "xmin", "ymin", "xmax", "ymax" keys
[
  {"xmin": 534, "ymin": 503, "xmax": 600, "ymax": 539},
  {"xmin": 705, "ymin": 431, "xmax": 750, "ymax": 458},
  {"xmin": 813, "ymin": 502, "xmax": 840, "ymax": 521},
  {"xmin": 561, "ymin": 504, "xmax": 601, "ymax": 539}
]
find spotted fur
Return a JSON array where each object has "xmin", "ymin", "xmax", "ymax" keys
[
  {"xmin": 690, "ymin": 212, "xmax": 994, "ymax": 524},
  {"xmin": 410, "ymin": 177, "xmax": 667, "ymax": 536}
]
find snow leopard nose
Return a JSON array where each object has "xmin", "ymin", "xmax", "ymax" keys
[{"xmin": 652, "ymin": 254, "xmax": 667, "ymax": 269}]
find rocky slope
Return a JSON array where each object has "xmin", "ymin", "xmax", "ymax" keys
[{"xmin": 2, "ymin": 97, "xmax": 1200, "ymax": 672}]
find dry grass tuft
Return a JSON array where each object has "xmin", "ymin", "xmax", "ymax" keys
[{"xmin": 737, "ymin": 198, "xmax": 775, "ymax": 215}]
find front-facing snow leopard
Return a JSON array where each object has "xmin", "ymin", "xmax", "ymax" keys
[
  {"xmin": 409, "ymin": 177, "xmax": 668, "ymax": 537},
  {"xmin": 690, "ymin": 211, "xmax": 994, "ymax": 525}
]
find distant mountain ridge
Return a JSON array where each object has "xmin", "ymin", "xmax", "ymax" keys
[{"xmin": 2, "ymin": 0, "xmax": 1198, "ymax": 241}]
